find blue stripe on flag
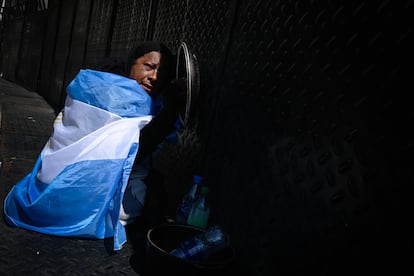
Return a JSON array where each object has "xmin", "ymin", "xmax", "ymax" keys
[
  {"xmin": 4, "ymin": 142, "xmax": 138, "ymax": 249},
  {"xmin": 67, "ymin": 69, "xmax": 152, "ymax": 118}
]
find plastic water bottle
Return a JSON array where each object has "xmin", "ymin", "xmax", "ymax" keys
[
  {"xmin": 175, "ymin": 175, "xmax": 203, "ymax": 224},
  {"xmin": 187, "ymin": 186, "xmax": 210, "ymax": 229},
  {"xmin": 169, "ymin": 225, "xmax": 229, "ymax": 261}
]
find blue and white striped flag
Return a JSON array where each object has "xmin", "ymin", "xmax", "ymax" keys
[{"xmin": 4, "ymin": 69, "xmax": 153, "ymax": 250}]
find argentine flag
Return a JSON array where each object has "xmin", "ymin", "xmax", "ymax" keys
[{"xmin": 4, "ymin": 69, "xmax": 153, "ymax": 250}]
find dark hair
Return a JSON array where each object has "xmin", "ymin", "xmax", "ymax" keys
[
  {"xmin": 127, "ymin": 41, "xmax": 172, "ymax": 72},
  {"xmin": 90, "ymin": 41, "xmax": 174, "ymax": 94},
  {"xmin": 90, "ymin": 57, "xmax": 129, "ymax": 77}
]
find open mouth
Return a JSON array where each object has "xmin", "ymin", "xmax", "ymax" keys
[{"xmin": 140, "ymin": 83, "xmax": 152, "ymax": 93}]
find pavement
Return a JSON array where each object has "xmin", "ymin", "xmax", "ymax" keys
[{"xmin": 0, "ymin": 77, "xmax": 148, "ymax": 276}]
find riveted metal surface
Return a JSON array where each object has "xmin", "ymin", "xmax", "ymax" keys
[
  {"xmin": 151, "ymin": 0, "xmax": 187, "ymax": 51},
  {"xmin": 62, "ymin": 0, "xmax": 93, "ymax": 96},
  {"xmin": 109, "ymin": 0, "xmax": 152, "ymax": 59},
  {"xmin": 152, "ymin": 0, "xmax": 235, "ymax": 116},
  {"xmin": 45, "ymin": 1, "xmax": 76, "ymax": 111},
  {"xmin": 152, "ymin": 0, "xmax": 233, "ymax": 68},
  {"xmin": 83, "ymin": 0, "xmax": 117, "ymax": 67},
  {"xmin": 0, "ymin": 18, "xmax": 23, "ymax": 81},
  {"xmin": 37, "ymin": 0, "xmax": 60, "ymax": 102},
  {"xmin": 150, "ymin": 0, "xmax": 237, "ymax": 216},
  {"xmin": 1, "ymin": 0, "xmax": 413, "ymax": 274},
  {"xmin": 0, "ymin": 103, "xmax": 54, "ymax": 156},
  {"xmin": 15, "ymin": 12, "xmax": 48, "ymax": 91},
  {"xmin": 0, "ymin": 224, "xmax": 139, "ymax": 276},
  {"xmin": 202, "ymin": 0, "xmax": 414, "ymax": 274}
]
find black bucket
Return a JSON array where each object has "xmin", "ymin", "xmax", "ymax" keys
[{"xmin": 145, "ymin": 224, "xmax": 235, "ymax": 275}]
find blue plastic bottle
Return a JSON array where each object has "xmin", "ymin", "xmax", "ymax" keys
[
  {"xmin": 175, "ymin": 175, "xmax": 203, "ymax": 224},
  {"xmin": 169, "ymin": 225, "xmax": 229, "ymax": 260}
]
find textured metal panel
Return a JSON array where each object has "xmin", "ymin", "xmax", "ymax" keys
[
  {"xmin": 0, "ymin": 103, "xmax": 54, "ymax": 159},
  {"xmin": 151, "ymin": 0, "xmax": 187, "ymax": 50},
  {"xmin": 45, "ymin": 1, "xmax": 76, "ymax": 111},
  {"xmin": 152, "ymin": 0, "xmax": 235, "ymax": 127},
  {"xmin": 143, "ymin": 0, "xmax": 192, "ymax": 209},
  {"xmin": 0, "ymin": 18, "xmax": 23, "ymax": 81},
  {"xmin": 15, "ymin": 12, "xmax": 48, "ymax": 91},
  {"xmin": 37, "ymin": 0, "xmax": 61, "ymax": 101},
  {"xmin": 0, "ymin": 220, "xmax": 140, "ymax": 276},
  {"xmin": 109, "ymin": 0, "xmax": 152, "ymax": 59},
  {"xmin": 202, "ymin": 0, "xmax": 414, "ymax": 274},
  {"xmin": 62, "ymin": 0, "xmax": 93, "ymax": 107},
  {"xmin": 188, "ymin": 1, "xmax": 234, "ymax": 65},
  {"xmin": 83, "ymin": 0, "xmax": 116, "ymax": 67},
  {"xmin": 150, "ymin": 0, "xmax": 237, "ymax": 216},
  {"xmin": 1, "ymin": 0, "xmax": 413, "ymax": 274},
  {"xmin": 153, "ymin": 0, "xmax": 235, "ymax": 115}
]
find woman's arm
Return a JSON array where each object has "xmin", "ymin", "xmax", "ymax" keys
[{"xmin": 135, "ymin": 79, "xmax": 186, "ymax": 163}]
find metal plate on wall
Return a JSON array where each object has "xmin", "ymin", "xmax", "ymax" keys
[{"xmin": 175, "ymin": 42, "xmax": 200, "ymax": 128}]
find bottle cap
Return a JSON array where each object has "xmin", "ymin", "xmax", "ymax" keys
[{"xmin": 193, "ymin": 175, "xmax": 203, "ymax": 184}]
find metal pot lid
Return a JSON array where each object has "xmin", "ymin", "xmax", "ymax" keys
[{"xmin": 175, "ymin": 42, "xmax": 200, "ymax": 128}]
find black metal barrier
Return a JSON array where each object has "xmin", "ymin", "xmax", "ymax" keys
[{"xmin": 0, "ymin": 0, "xmax": 413, "ymax": 274}]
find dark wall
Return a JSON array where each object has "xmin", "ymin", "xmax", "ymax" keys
[
  {"xmin": 83, "ymin": 0, "xmax": 117, "ymax": 67},
  {"xmin": 37, "ymin": 0, "xmax": 60, "ymax": 101},
  {"xmin": 202, "ymin": 2, "xmax": 413, "ymax": 274},
  {"xmin": 61, "ymin": 0, "xmax": 93, "ymax": 108},
  {"xmin": 44, "ymin": 0, "xmax": 76, "ymax": 110},
  {"xmin": 109, "ymin": 0, "xmax": 152, "ymax": 59},
  {"xmin": 0, "ymin": 17, "xmax": 23, "ymax": 82},
  {"xmin": 15, "ymin": 11, "xmax": 47, "ymax": 90},
  {"xmin": 0, "ymin": 0, "xmax": 413, "ymax": 274}
]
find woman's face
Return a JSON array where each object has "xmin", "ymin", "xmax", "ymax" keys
[{"xmin": 129, "ymin": 51, "xmax": 162, "ymax": 96}]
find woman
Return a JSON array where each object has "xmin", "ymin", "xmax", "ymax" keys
[
  {"xmin": 3, "ymin": 41, "xmax": 186, "ymax": 250},
  {"xmin": 108, "ymin": 42, "xmax": 186, "ymax": 227}
]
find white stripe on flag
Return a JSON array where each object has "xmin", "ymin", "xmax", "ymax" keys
[{"xmin": 38, "ymin": 107, "xmax": 152, "ymax": 184}]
